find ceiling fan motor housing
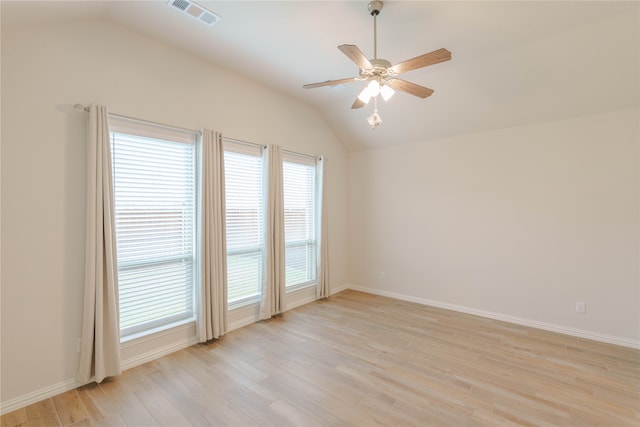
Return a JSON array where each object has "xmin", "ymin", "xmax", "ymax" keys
[
  {"xmin": 360, "ymin": 58, "xmax": 395, "ymax": 80},
  {"xmin": 368, "ymin": 1, "xmax": 383, "ymax": 16}
]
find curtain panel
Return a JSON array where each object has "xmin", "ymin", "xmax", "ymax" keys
[
  {"xmin": 317, "ymin": 158, "xmax": 330, "ymax": 299},
  {"xmin": 77, "ymin": 105, "xmax": 121, "ymax": 384},
  {"xmin": 261, "ymin": 144, "xmax": 286, "ymax": 319},
  {"xmin": 199, "ymin": 130, "xmax": 228, "ymax": 341}
]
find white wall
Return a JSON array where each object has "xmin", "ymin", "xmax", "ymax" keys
[
  {"xmin": 0, "ymin": 17, "xmax": 349, "ymax": 405},
  {"xmin": 349, "ymin": 109, "xmax": 639, "ymax": 343}
]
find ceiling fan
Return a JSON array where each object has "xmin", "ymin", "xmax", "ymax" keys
[{"xmin": 303, "ymin": 0, "xmax": 451, "ymax": 128}]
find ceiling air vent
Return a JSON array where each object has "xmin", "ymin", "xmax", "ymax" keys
[{"xmin": 168, "ymin": 0, "xmax": 220, "ymax": 27}]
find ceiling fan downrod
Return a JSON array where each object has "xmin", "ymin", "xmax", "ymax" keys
[{"xmin": 368, "ymin": 1, "xmax": 383, "ymax": 60}]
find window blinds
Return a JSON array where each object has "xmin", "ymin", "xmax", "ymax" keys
[
  {"xmin": 224, "ymin": 144, "xmax": 265, "ymax": 306},
  {"xmin": 110, "ymin": 126, "xmax": 196, "ymax": 337},
  {"xmin": 283, "ymin": 157, "xmax": 317, "ymax": 288}
]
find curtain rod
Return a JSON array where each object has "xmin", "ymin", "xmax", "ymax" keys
[
  {"xmin": 75, "ymin": 104, "xmax": 322, "ymax": 161},
  {"xmin": 223, "ymin": 138, "xmax": 319, "ymax": 159},
  {"xmin": 74, "ymin": 104, "xmax": 201, "ymax": 135},
  {"xmin": 223, "ymin": 136, "xmax": 267, "ymax": 150},
  {"xmin": 282, "ymin": 149, "xmax": 322, "ymax": 161}
]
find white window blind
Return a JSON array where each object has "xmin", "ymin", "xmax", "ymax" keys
[
  {"xmin": 283, "ymin": 155, "xmax": 318, "ymax": 288},
  {"xmin": 224, "ymin": 142, "xmax": 265, "ymax": 307},
  {"xmin": 110, "ymin": 117, "xmax": 197, "ymax": 338}
]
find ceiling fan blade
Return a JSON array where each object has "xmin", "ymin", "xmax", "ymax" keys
[
  {"xmin": 391, "ymin": 48, "xmax": 451, "ymax": 74},
  {"xmin": 387, "ymin": 79, "xmax": 434, "ymax": 98},
  {"xmin": 303, "ymin": 77, "xmax": 359, "ymax": 89},
  {"xmin": 338, "ymin": 44, "xmax": 373, "ymax": 70},
  {"xmin": 351, "ymin": 96, "xmax": 366, "ymax": 109}
]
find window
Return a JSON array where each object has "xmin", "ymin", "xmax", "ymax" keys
[
  {"xmin": 110, "ymin": 118, "xmax": 198, "ymax": 338},
  {"xmin": 224, "ymin": 142, "xmax": 265, "ymax": 307},
  {"xmin": 283, "ymin": 154, "xmax": 318, "ymax": 288}
]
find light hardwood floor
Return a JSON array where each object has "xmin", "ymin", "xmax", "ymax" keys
[{"xmin": 2, "ymin": 290, "xmax": 639, "ymax": 426}]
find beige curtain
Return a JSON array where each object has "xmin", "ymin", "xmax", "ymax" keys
[
  {"xmin": 199, "ymin": 130, "xmax": 228, "ymax": 341},
  {"xmin": 317, "ymin": 158, "xmax": 330, "ymax": 299},
  {"xmin": 261, "ymin": 144, "xmax": 285, "ymax": 319},
  {"xmin": 77, "ymin": 105, "xmax": 121, "ymax": 384}
]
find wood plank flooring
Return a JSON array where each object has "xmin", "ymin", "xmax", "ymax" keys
[{"xmin": 3, "ymin": 290, "xmax": 639, "ymax": 426}]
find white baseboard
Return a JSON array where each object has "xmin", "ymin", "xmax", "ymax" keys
[
  {"xmin": 287, "ymin": 291, "xmax": 318, "ymax": 311},
  {"xmin": 330, "ymin": 284, "xmax": 350, "ymax": 295},
  {"xmin": 348, "ymin": 285, "xmax": 640, "ymax": 349},
  {"xmin": 228, "ymin": 312, "xmax": 259, "ymax": 332},
  {"xmin": 120, "ymin": 336, "xmax": 199, "ymax": 371},
  {"xmin": 0, "ymin": 378, "xmax": 82, "ymax": 416},
  {"xmin": 227, "ymin": 283, "xmax": 345, "ymax": 331},
  {"xmin": 0, "ymin": 335, "xmax": 199, "ymax": 416}
]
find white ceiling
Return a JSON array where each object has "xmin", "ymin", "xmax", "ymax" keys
[{"xmin": 3, "ymin": 1, "xmax": 639, "ymax": 150}]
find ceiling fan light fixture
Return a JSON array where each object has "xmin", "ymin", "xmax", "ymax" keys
[
  {"xmin": 367, "ymin": 80, "xmax": 381, "ymax": 97},
  {"xmin": 380, "ymin": 84, "xmax": 395, "ymax": 101},
  {"xmin": 357, "ymin": 87, "xmax": 372, "ymax": 104}
]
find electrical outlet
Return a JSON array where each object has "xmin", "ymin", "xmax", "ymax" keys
[
  {"xmin": 379, "ymin": 271, "xmax": 385, "ymax": 280},
  {"xmin": 575, "ymin": 302, "xmax": 586, "ymax": 313}
]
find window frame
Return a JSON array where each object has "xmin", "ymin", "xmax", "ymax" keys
[
  {"xmin": 282, "ymin": 152, "xmax": 320, "ymax": 291},
  {"xmin": 109, "ymin": 116, "xmax": 199, "ymax": 340},
  {"xmin": 223, "ymin": 140, "xmax": 267, "ymax": 309}
]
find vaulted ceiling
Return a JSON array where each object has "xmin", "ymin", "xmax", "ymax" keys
[{"xmin": 3, "ymin": 1, "xmax": 638, "ymax": 150}]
